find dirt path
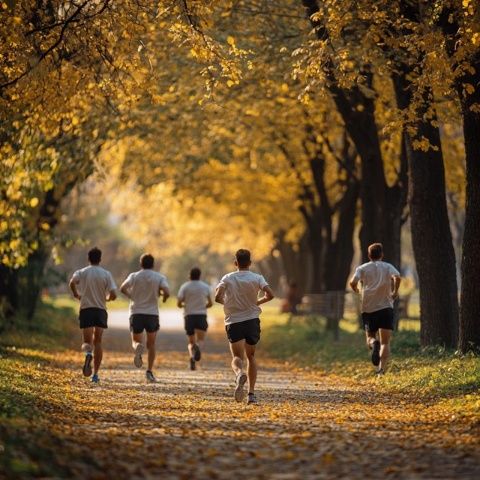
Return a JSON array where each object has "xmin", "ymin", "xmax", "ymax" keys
[{"xmin": 45, "ymin": 312, "xmax": 479, "ymax": 479}]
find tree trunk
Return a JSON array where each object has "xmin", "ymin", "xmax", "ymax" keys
[
  {"xmin": 277, "ymin": 233, "xmax": 312, "ymax": 296},
  {"xmin": 438, "ymin": 10, "xmax": 480, "ymax": 351},
  {"xmin": 393, "ymin": 72, "xmax": 459, "ymax": 347},
  {"xmin": 0, "ymin": 265, "xmax": 19, "ymax": 324},
  {"xmin": 328, "ymin": 79, "xmax": 389, "ymax": 262},
  {"xmin": 17, "ymin": 248, "xmax": 50, "ymax": 320},
  {"xmin": 257, "ymin": 254, "xmax": 283, "ymax": 295},
  {"xmin": 301, "ymin": 0, "xmax": 398, "ymax": 264},
  {"xmin": 324, "ymin": 179, "xmax": 359, "ymax": 339},
  {"xmin": 457, "ymin": 54, "xmax": 480, "ymax": 352}
]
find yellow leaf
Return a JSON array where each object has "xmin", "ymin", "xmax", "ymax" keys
[
  {"xmin": 227, "ymin": 36, "xmax": 235, "ymax": 46},
  {"xmin": 30, "ymin": 197, "xmax": 39, "ymax": 208}
]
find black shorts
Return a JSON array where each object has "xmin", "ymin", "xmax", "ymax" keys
[
  {"xmin": 79, "ymin": 308, "xmax": 108, "ymax": 329},
  {"xmin": 362, "ymin": 308, "xmax": 394, "ymax": 333},
  {"xmin": 184, "ymin": 314, "xmax": 208, "ymax": 336},
  {"xmin": 226, "ymin": 318, "xmax": 261, "ymax": 345},
  {"xmin": 129, "ymin": 314, "xmax": 160, "ymax": 334}
]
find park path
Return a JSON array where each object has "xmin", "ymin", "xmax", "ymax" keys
[{"xmin": 46, "ymin": 309, "xmax": 479, "ymax": 479}]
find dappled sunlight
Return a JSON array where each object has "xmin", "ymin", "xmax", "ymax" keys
[
  {"xmin": 2, "ymin": 322, "xmax": 479, "ymax": 478},
  {"xmin": 1, "ymin": 1, "xmax": 480, "ymax": 477}
]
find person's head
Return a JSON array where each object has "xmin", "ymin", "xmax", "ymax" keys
[
  {"xmin": 88, "ymin": 247, "xmax": 102, "ymax": 265},
  {"xmin": 235, "ymin": 249, "xmax": 251, "ymax": 269},
  {"xmin": 140, "ymin": 253, "xmax": 154, "ymax": 269},
  {"xmin": 368, "ymin": 243, "xmax": 383, "ymax": 261},
  {"xmin": 190, "ymin": 267, "xmax": 201, "ymax": 280}
]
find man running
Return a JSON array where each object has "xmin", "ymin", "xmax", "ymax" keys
[
  {"xmin": 177, "ymin": 267, "xmax": 212, "ymax": 371},
  {"xmin": 69, "ymin": 247, "xmax": 117, "ymax": 383},
  {"xmin": 215, "ymin": 249, "xmax": 274, "ymax": 404},
  {"xmin": 350, "ymin": 243, "xmax": 401, "ymax": 375},
  {"xmin": 120, "ymin": 253, "xmax": 169, "ymax": 383}
]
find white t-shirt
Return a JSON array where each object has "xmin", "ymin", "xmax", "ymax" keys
[
  {"xmin": 353, "ymin": 261, "xmax": 400, "ymax": 313},
  {"xmin": 177, "ymin": 280, "xmax": 211, "ymax": 316},
  {"xmin": 217, "ymin": 270, "xmax": 269, "ymax": 325},
  {"xmin": 122, "ymin": 269, "xmax": 169, "ymax": 316},
  {"xmin": 71, "ymin": 265, "xmax": 117, "ymax": 311}
]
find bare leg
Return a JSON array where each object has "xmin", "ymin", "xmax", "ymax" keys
[
  {"xmin": 365, "ymin": 330, "xmax": 377, "ymax": 349},
  {"xmin": 82, "ymin": 327, "xmax": 94, "ymax": 353},
  {"xmin": 132, "ymin": 332, "xmax": 144, "ymax": 351},
  {"xmin": 92, "ymin": 327, "xmax": 104, "ymax": 374},
  {"xmin": 195, "ymin": 329, "xmax": 206, "ymax": 350},
  {"xmin": 245, "ymin": 343, "xmax": 257, "ymax": 394},
  {"xmin": 230, "ymin": 340, "xmax": 245, "ymax": 377},
  {"xmin": 146, "ymin": 331, "xmax": 157, "ymax": 371},
  {"xmin": 378, "ymin": 329, "xmax": 392, "ymax": 372},
  {"xmin": 195, "ymin": 329, "xmax": 206, "ymax": 364},
  {"xmin": 187, "ymin": 334, "xmax": 195, "ymax": 358}
]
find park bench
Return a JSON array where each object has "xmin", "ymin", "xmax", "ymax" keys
[
  {"xmin": 297, "ymin": 291, "xmax": 347, "ymax": 319},
  {"xmin": 295, "ymin": 291, "xmax": 416, "ymax": 332}
]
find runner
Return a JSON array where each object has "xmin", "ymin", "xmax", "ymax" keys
[
  {"xmin": 69, "ymin": 247, "xmax": 117, "ymax": 383},
  {"xmin": 120, "ymin": 253, "xmax": 170, "ymax": 383},
  {"xmin": 177, "ymin": 267, "xmax": 212, "ymax": 371},
  {"xmin": 350, "ymin": 243, "xmax": 401, "ymax": 375},
  {"xmin": 215, "ymin": 249, "xmax": 274, "ymax": 404}
]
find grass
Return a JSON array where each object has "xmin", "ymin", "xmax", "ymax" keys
[
  {"xmin": 0, "ymin": 300, "xmax": 78, "ymax": 477},
  {"xmin": 260, "ymin": 309, "xmax": 480, "ymax": 419}
]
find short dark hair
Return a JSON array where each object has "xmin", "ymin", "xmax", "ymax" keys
[
  {"xmin": 190, "ymin": 267, "xmax": 201, "ymax": 280},
  {"xmin": 368, "ymin": 243, "xmax": 383, "ymax": 261},
  {"xmin": 235, "ymin": 249, "xmax": 251, "ymax": 268},
  {"xmin": 88, "ymin": 247, "xmax": 102, "ymax": 264},
  {"xmin": 140, "ymin": 253, "xmax": 154, "ymax": 269}
]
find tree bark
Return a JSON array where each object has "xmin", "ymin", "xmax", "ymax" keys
[
  {"xmin": 437, "ymin": 10, "xmax": 480, "ymax": 351},
  {"xmin": 301, "ymin": 0, "xmax": 404, "ymax": 266},
  {"xmin": 17, "ymin": 248, "xmax": 50, "ymax": 320},
  {"xmin": 393, "ymin": 71, "xmax": 459, "ymax": 347},
  {"xmin": 0, "ymin": 265, "xmax": 19, "ymax": 324},
  {"xmin": 276, "ymin": 232, "xmax": 312, "ymax": 296},
  {"xmin": 456, "ymin": 55, "xmax": 480, "ymax": 352}
]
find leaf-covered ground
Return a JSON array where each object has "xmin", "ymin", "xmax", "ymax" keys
[{"xmin": 1, "ymin": 316, "xmax": 479, "ymax": 479}]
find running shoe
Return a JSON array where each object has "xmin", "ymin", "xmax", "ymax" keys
[
  {"xmin": 192, "ymin": 343, "xmax": 201, "ymax": 362},
  {"xmin": 82, "ymin": 352, "xmax": 93, "ymax": 377},
  {"xmin": 376, "ymin": 368, "xmax": 385, "ymax": 376},
  {"xmin": 190, "ymin": 357, "xmax": 196, "ymax": 371},
  {"xmin": 146, "ymin": 370, "xmax": 156, "ymax": 383},
  {"xmin": 247, "ymin": 393, "xmax": 258, "ymax": 405},
  {"xmin": 371, "ymin": 340, "xmax": 381, "ymax": 366},
  {"xmin": 234, "ymin": 372, "xmax": 247, "ymax": 402},
  {"xmin": 91, "ymin": 373, "xmax": 99, "ymax": 383},
  {"xmin": 134, "ymin": 343, "xmax": 145, "ymax": 368}
]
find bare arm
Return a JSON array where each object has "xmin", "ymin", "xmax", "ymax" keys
[
  {"xmin": 120, "ymin": 280, "xmax": 131, "ymax": 299},
  {"xmin": 215, "ymin": 285, "xmax": 225, "ymax": 304},
  {"xmin": 107, "ymin": 290, "xmax": 117, "ymax": 302},
  {"xmin": 177, "ymin": 297, "xmax": 184, "ymax": 308},
  {"xmin": 257, "ymin": 285, "xmax": 274, "ymax": 306},
  {"xmin": 206, "ymin": 295, "xmax": 213, "ymax": 309},
  {"xmin": 69, "ymin": 278, "xmax": 81, "ymax": 300},
  {"xmin": 392, "ymin": 275, "xmax": 401, "ymax": 299},
  {"xmin": 160, "ymin": 286, "xmax": 170, "ymax": 303},
  {"xmin": 350, "ymin": 276, "xmax": 360, "ymax": 293}
]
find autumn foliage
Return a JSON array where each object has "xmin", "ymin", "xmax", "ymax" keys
[{"xmin": 0, "ymin": 1, "xmax": 479, "ymax": 351}]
